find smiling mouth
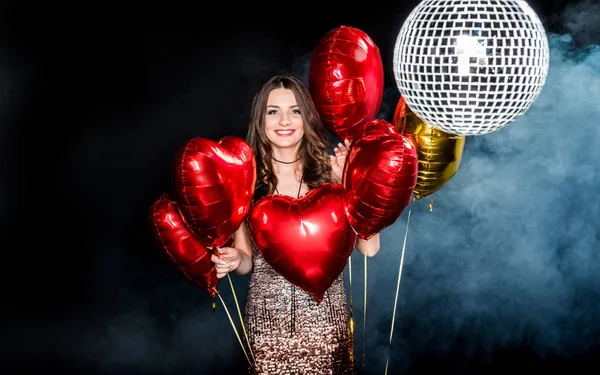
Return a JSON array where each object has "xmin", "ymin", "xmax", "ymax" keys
[{"xmin": 275, "ymin": 130, "xmax": 295, "ymax": 136}]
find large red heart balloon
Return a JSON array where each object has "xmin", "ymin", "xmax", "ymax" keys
[
  {"xmin": 172, "ymin": 136, "xmax": 256, "ymax": 249},
  {"xmin": 343, "ymin": 119, "xmax": 419, "ymax": 239},
  {"xmin": 248, "ymin": 183, "xmax": 357, "ymax": 304},
  {"xmin": 308, "ymin": 25, "xmax": 384, "ymax": 143},
  {"xmin": 149, "ymin": 193, "xmax": 220, "ymax": 297}
]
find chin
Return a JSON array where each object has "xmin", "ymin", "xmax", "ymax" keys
[{"xmin": 269, "ymin": 138, "xmax": 302, "ymax": 149}]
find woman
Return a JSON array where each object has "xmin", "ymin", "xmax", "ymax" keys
[{"xmin": 211, "ymin": 74, "xmax": 380, "ymax": 374}]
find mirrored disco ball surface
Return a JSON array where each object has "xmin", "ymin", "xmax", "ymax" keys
[{"xmin": 393, "ymin": 0, "xmax": 550, "ymax": 136}]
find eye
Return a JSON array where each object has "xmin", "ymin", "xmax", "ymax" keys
[
  {"xmin": 267, "ymin": 109, "xmax": 278, "ymax": 115},
  {"xmin": 291, "ymin": 109, "xmax": 301, "ymax": 115}
]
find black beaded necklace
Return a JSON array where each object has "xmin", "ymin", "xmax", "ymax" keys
[{"xmin": 272, "ymin": 156, "xmax": 300, "ymax": 165}]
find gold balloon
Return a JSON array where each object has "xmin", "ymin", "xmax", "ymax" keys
[{"xmin": 392, "ymin": 97, "xmax": 465, "ymax": 201}]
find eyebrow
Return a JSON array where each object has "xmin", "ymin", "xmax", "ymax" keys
[{"xmin": 267, "ymin": 104, "xmax": 299, "ymax": 108}]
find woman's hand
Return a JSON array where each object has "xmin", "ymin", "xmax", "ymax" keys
[
  {"xmin": 330, "ymin": 139, "xmax": 351, "ymax": 184},
  {"xmin": 355, "ymin": 233, "xmax": 380, "ymax": 257},
  {"xmin": 211, "ymin": 247, "xmax": 242, "ymax": 279}
]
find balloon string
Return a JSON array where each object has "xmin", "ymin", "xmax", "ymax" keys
[
  {"xmin": 362, "ymin": 250, "xmax": 368, "ymax": 367},
  {"xmin": 227, "ymin": 273, "xmax": 255, "ymax": 363},
  {"xmin": 348, "ymin": 254, "xmax": 355, "ymax": 339},
  {"xmin": 216, "ymin": 291, "xmax": 255, "ymax": 371},
  {"xmin": 384, "ymin": 196, "xmax": 414, "ymax": 375}
]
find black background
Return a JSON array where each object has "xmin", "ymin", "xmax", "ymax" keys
[{"xmin": 2, "ymin": 1, "xmax": 599, "ymax": 374}]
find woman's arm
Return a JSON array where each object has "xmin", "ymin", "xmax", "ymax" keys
[
  {"xmin": 355, "ymin": 233, "xmax": 381, "ymax": 257},
  {"xmin": 211, "ymin": 221, "xmax": 253, "ymax": 278},
  {"xmin": 231, "ymin": 221, "xmax": 253, "ymax": 275}
]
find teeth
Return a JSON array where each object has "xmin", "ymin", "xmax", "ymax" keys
[{"xmin": 276, "ymin": 130, "xmax": 293, "ymax": 134}]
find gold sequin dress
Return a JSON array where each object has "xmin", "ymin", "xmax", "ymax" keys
[{"xmin": 243, "ymin": 243, "xmax": 355, "ymax": 375}]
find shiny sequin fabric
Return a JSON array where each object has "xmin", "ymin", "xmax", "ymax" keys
[{"xmin": 243, "ymin": 244, "xmax": 355, "ymax": 375}]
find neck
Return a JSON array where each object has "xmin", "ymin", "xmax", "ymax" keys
[{"xmin": 271, "ymin": 154, "xmax": 300, "ymax": 176}]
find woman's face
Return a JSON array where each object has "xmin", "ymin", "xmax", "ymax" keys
[{"xmin": 264, "ymin": 88, "xmax": 305, "ymax": 153}]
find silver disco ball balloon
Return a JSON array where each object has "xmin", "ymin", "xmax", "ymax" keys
[{"xmin": 393, "ymin": 0, "xmax": 550, "ymax": 136}]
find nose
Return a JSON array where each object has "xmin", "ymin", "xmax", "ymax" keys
[{"xmin": 279, "ymin": 114, "xmax": 291, "ymax": 126}]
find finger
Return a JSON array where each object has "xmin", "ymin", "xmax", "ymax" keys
[
  {"xmin": 215, "ymin": 261, "xmax": 235, "ymax": 278},
  {"xmin": 210, "ymin": 254, "xmax": 224, "ymax": 264},
  {"xmin": 216, "ymin": 260, "xmax": 235, "ymax": 269},
  {"xmin": 344, "ymin": 139, "xmax": 351, "ymax": 147},
  {"xmin": 217, "ymin": 247, "xmax": 227, "ymax": 255},
  {"xmin": 217, "ymin": 248, "xmax": 234, "ymax": 261},
  {"xmin": 215, "ymin": 266, "xmax": 229, "ymax": 273}
]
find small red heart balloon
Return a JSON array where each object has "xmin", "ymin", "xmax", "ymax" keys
[
  {"xmin": 309, "ymin": 25, "xmax": 384, "ymax": 143},
  {"xmin": 248, "ymin": 183, "xmax": 357, "ymax": 304},
  {"xmin": 172, "ymin": 136, "xmax": 256, "ymax": 248},
  {"xmin": 149, "ymin": 193, "xmax": 220, "ymax": 297},
  {"xmin": 343, "ymin": 119, "xmax": 419, "ymax": 239}
]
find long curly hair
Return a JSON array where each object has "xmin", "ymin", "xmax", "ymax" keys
[{"xmin": 246, "ymin": 74, "xmax": 332, "ymax": 196}]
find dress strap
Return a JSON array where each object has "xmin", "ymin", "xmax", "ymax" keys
[{"xmin": 296, "ymin": 176, "xmax": 303, "ymax": 198}]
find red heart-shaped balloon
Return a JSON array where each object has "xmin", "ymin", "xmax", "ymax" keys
[
  {"xmin": 172, "ymin": 136, "xmax": 256, "ymax": 248},
  {"xmin": 248, "ymin": 183, "xmax": 357, "ymax": 304},
  {"xmin": 149, "ymin": 193, "xmax": 220, "ymax": 296},
  {"xmin": 309, "ymin": 25, "xmax": 384, "ymax": 143},
  {"xmin": 343, "ymin": 119, "xmax": 419, "ymax": 239}
]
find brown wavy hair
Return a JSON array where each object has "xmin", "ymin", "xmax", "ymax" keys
[{"xmin": 246, "ymin": 74, "xmax": 332, "ymax": 196}]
